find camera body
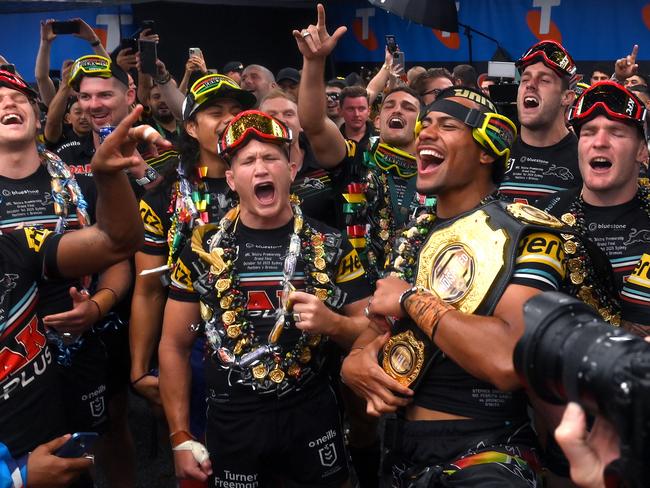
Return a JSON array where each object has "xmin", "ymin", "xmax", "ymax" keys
[{"xmin": 514, "ymin": 292, "xmax": 650, "ymax": 488}]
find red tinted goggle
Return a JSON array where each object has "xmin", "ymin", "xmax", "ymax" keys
[
  {"xmin": 569, "ymin": 81, "xmax": 647, "ymax": 130},
  {"xmin": 0, "ymin": 70, "xmax": 38, "ymax": 100},
  {"xmin": 217, "ymin": 110, "xmax": 292, "ymax": 161},
  {"xmin": 516, "ymin": 40, "xmax": 577, "ymax": 79}
]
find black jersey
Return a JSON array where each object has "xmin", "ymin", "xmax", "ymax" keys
[
  {"xmin": 48, "ymin": 127, "xmax": 95, "ymax": 176},
  {"xmin": 538, "ymin": 188, "xmax": 650, "ymax": 325},
  {"xmin": 169, "ymin": 216, "xmax": 370, "ymax": 409},
  {"xmin": 499, "ymin": 133, "xmax": 581, "ymax": 204},
  {"xmin": 0, "ymin": 165, "xmax": 97, "ymax": 316},
  {"xmin": 0, "ymin": 228, "xmax": 66, "ymax": 457}
]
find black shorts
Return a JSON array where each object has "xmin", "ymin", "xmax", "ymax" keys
[
  {"xmin": 57, "ymin": 332, "xmax": 110, "ymax": 434},
  {"xmin": 206, "ymin": 384, "xmax": 349, "ymax": 488},
  {"xmin": 388, "ymin": 417, "xmax": 540, "ymax": 487}
]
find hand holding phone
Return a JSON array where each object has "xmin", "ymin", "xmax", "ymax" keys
[
  {"xmin": 385, "ymin": 35, "xmax": 398, "ymax": 54},
  {"xmin": 55, "ymin": 432, "xmax": 99, "ymax": 458},
  {"xmin": 52, "ymin": 20, "xmax": 80, "ymax": 35},
  {"xmin": 189, "ymin": 47, "xmax": 203, "ymax": 59}
]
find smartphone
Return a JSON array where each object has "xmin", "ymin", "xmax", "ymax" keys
[
  {"xmin": 139, "ymin": 40, "xmax": 158, "ymax": 76},
  {"xmin": 393, "ymin": 50, "xmax": 405, "ymax": 71},
  {"xmin": 0, "ymin": 64, "xmax": 16, "ymax": 74},
  {"xmin": 141, "ymin": 20, "xmax": 156, "ymax": 35},
  {"xmin": 189, "ymin": 47, "xmax": 202, "ymax": 58},
  {"xmin": 52, "ymin": 20, "xmax": 80, "ymax": 35},
  {"xmin": 55, "ymin": 432, "xmax": 99, "ymax": 458},
  {"xmin": 120, "ymin": 37, "xmax": 139, "ymax": 53},
  {"xmin": 385, "ymin": 35, "xmax": 398, "ymax": 55}
]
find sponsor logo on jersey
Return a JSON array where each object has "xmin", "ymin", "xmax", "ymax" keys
[
  {"xmin": 171, "ymin": 259, "xmax": 193, "ymax": 291},
  {"xmin": 516, "ymin": 232, "xmax": 566, "ymax": 277},
  {"xmin": 336, "ymin": 249, "xmax": 364, "ymax": 283},
  {"xmin": 23, "ymin": 227, "xmax": 52, "ymax": 253},
  {"xmin": 139, "ymin": 200, "xmax": 164, "ymax": 236}
]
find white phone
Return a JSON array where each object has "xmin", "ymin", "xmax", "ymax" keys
[{"xmin": 189, "ymin": 47, "xmax": 202, "ymax": 58}]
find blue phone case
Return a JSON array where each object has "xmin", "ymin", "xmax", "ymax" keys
[{"xmin": 55, "ymin": 432, "xmax": 99, "ymax": 458}]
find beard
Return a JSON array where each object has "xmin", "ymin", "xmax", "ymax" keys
[{"xmin": 155, "ymin": 111, "xmax": 175, "ymax": 124}]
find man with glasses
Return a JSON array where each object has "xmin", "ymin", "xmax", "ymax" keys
[
  {"xmin": 538, "ymin": 82, "xmax": 650, "ymax": 336},
  {"xmin": 410, "ymin": 67, "xmax": 454, "ymax": 105},
  {"xmin": 159, "ymin": 110, "xmax": 370, "ymax": 487},
  {"xmin": 325, "ymin": 78, "xmax": 345, "ymax": 127},
  {"xmin": 499, "ymin": 40, "xmax": 582, "ymax": 204},
  {"xmin": 340, "ymin": 84, "xmax": 619, "ymax": 487}
]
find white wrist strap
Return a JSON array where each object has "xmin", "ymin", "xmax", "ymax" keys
[{"xmin": 172, "ymin": 440, "xmax": 209, "ymax": 464}]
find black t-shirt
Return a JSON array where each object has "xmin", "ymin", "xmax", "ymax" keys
[
  {"xmin": 48, "ymin": 126, "xmax": 95, "ymax": 176},
  {"xmin": 538, "ymin": 189, "xmax": 650, "ymax": 325},
  {"xmin": 0, "ymin": 228, "xmax": 66, "ymax": 457},
  {"xmin": 291, "ymin": 133, "xmax": 338, "ymax": 228},
  {"xmin": 0, "ymin": 165, "xmax": 97, "ymax": 316},
  {"xmin": 139, "ymin": 177, "xmax": 233, "ymax": 258},
  {"xmin": 169, "ymin": 216, "xmax": 370, "ymax": 410},
  {"xmin": 499, "ymin": 132, "xmax": 581, "ymax": 204},
  {"xmin": 140, "ymin": 115, "xmax": 182, "ymax": 149},
  {"xmin": 339, "ymin": 120, "xmax": 375, "ymax": 155}
]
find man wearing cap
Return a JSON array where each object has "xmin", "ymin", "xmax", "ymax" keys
[
  {"xmin": 295, "ymin": 5, "xmax": 427, "ymax": 286},
  {"xmin": 241, "ymin": 64, "xmax": 277, "ymax": 107},
  {"xmin": 499, "ymin": 40, "xmax": 582, "ymax": 204},
  {"xmin": 276, "ymin": 67, "xmax": 301, "ymax": 100},
  {"xmin": 222, "ymin": 61, "xmax": 244, "ymax": 85},
  {"xmin": 340, "ymin": 84, "xmax": 619, "ymax": 487},
  {"xmin": 0, "ymin": 68, "xmax": 151, "ymax": 487},
  {"xmin": 159, "ymin": 109, "xmax": 370, "ymax": 486},
  {"xmin": 131, "ymin": 73, "xmax": 255, "ymax": 418},
  {"xmin": 538, "ymin": 81, "xmax": 650, "ymax": 336}
]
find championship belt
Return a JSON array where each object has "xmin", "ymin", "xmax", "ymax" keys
[{"xmin": 382, "ymin": 208, "xmax": 512, "ymax": 388}]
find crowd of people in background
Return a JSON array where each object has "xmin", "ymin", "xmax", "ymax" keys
[{"xmin": 0, "ymin": 3, "xmax": 649, "ymax": 488}]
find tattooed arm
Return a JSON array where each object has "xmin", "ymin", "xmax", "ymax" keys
[{"xmin": 370, "ymin": 276, "xmax": 542, "ymax": 391}]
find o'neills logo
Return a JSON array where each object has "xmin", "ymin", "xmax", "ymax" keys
[{"xmin": 431, "ymin": 244, "xmax": 475, "ymax": 303}]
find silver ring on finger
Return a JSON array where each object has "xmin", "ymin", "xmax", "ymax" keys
[
  {"xmin": 293, "ymin": 312, "xmax": 301, "ymax": 323},
  {"xmin": 301, "ymin": 29, "xmax": 312, "ymax": 38},
  {"xmin": 364, "ymin": 306, "xmax": 370, "ymax": 318}
]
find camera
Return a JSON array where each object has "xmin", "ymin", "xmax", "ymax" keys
[{"xmin": 514, "ymin": 291, "xmax": 650, "ymax": 488}]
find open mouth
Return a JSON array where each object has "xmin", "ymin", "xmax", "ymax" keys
[
  {"xmin": 388, "ymin": 116, "xmax": 405, "ymax": 129},
  {"xmin": 1, "ymin": 113, "xmax": 23, "ymax": 125},
  {"xmin": 589, "ymin": 157, "xmax": 613, "ymax": 171},
  {"xmin": 523, "ymin": 96, "xmax": 539, "ymax": 108},
  {"xmin": 419, "ymin": 149, "xmax": 445, "ymax": 172},
  {"xmin": 254, "ymin": 182, "xmax": 275, "ymax": 204}
]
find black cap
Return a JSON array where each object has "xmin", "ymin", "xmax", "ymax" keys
[
  {"xmin": 276, "ymin": 67, "xmax": 300, "ymax": 84},
  {"xmin": 222, "ymin": 61, "xmax": 244, "ymax": 74},
  {"xmin": 326, "ymin": 77, "xmax": 347, "ymax": 89}
]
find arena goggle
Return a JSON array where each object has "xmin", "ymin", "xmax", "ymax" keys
[
  {"xmin": 183, "ymin": 73, "xmax": 256, "ymax": 120},
  {"xmin": 0, "ymin": 70, "xmax": 39, "ymax": 99},
  {"xmin": 68, "ymin": 55, "xmax": 112, "ymax": 88},
  {"xmin": 516, "ymin": 40, "xmax": 577, "ymax": 79},
  {"xmin": 217, "ymin": 110, "xmax": 292, "ymax": 162},
  {"xmin": 416, "ymin": 99, "xmax": 517, "ymax": 161},
  {"xmin": 569, "ymin": 81, "xmax": 647, "ymax": 134}
]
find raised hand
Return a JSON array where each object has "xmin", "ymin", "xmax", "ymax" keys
[
  {"xmin": 292, "ymin": 3, "xmax": 347, "ymax": 61},
  {"xmin": 614, "ymin": 44, "xmax": 639, "ymax": 81}
]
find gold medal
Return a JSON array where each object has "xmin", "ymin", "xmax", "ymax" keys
[
  {"xmin": 570, "ymin": 271, "xmax": 584, "ymax": 285},
  {"xmin": 288, "ymin": 363, "xmax": 301, "ymax": 378},
  {"xmin": 314, "ymin": 257, "xmax": 326, "ymax": 270},
  {"xmin": 314, "ymin": 288, "xmax": 329, "ymax": 301},
  {"xmin": 226, "ymin": 324, "xmax": 241, "ymax": 339},
  {"xmin": 220, "ymin": 295, "xmax": 234, "ymax": 309},
  {"xmin": 568, "ymin": 258, "xmax": 582, "ymax": 272},
  {"xmin": 216, "ymin": 278, "xmax": 231, "ymax": 293},
  {"xmin": 564, "ymin": 240, "xmax": 577, "ymax": 255},
  {"xmin": 313, "ymin": 272, "xmax": 330, "ymax": 284},
  {"xmin": 381, "ymin": 330, "xmax": 425, "ymax": 387},
  {"xmin": 200, "ymin": 301, "xmax": 213, "ymax": 321},
  {"xmin": 299, "ymin": 347, "xmax": 312, "ymax": 363},
  {"xmin": 222, "ymin": 310, "xmax": 236, "ymax": 325},
  {"xmin": 561, "ymin": 213, "xmax": 576, "ymax": 226},
  {"xmin": 307, "ymin": 334, "xmax": 321, "ymax": 347},
  {"xmin": 252, "ymin": 363, "xmax": 268, "ymax": 379},
  {"xmin": 269, "ymin": 366, "xmax": 285, "ymax": 383}
]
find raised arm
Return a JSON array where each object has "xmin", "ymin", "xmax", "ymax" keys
[
  {"xmin": 35, "ymin": 19, "xmax": 57, "ymax": 106},
  {"xmin": 366, "ymin": 48, "xmax": 393, "ymax": 106},
  {"xmin": 56, "ymin": 105, "xmax": 170, "ymax": 277},
  {"xmin": 152, "ymin": 59, "xmax": 184, "ymax": 121},
  {"xmin": 294, "ymin": 3, "xmax": 348, "ymax": 168},
  {"xmin": 43, "ymin": 60, "xmax": 73, "ymax": 144}
]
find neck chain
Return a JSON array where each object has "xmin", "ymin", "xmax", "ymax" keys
[
  {"xmin": 192, "ymin": 197, "xmax": 337, "ymax": 389},
  {"xmin": 391, "ymin": 192, "xmax": 498, "ymax": 281}
]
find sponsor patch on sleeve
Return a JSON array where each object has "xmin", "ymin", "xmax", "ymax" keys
[
  {"xmin": 170, "ymin": 258, "xmax": 194, "ymax": 292},
  {"xmin": 139, "ymin": 200, "xmax": 164, "ymax": 236},
  {"xmin": 336, "ymin": 249, "xmax": 365, "ymax": 284},
  {"xmin": 23, "ymin": 227, "xmax": 52, "ymax": 253},
  {"xmin": 345, "ymin": 139, "xmax": 357, "ymax": 158},
  {"xmin": 513, "ymin": 231, "xmax": 566, "ymax": 290}
]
